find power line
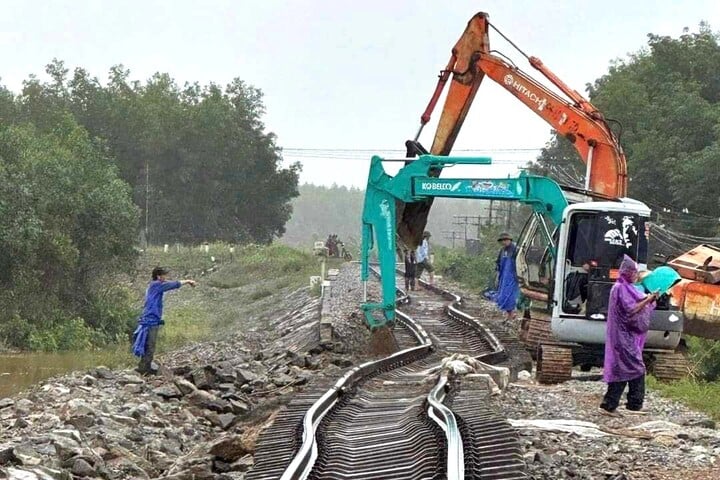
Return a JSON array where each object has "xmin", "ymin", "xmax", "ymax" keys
[
  {"xmin": 282, "ymin": 147, "xmax": 543, "ymax": 153},
  {"xmin": 284, "ymin": 156, "xmax": 533, "ymax": 165}
]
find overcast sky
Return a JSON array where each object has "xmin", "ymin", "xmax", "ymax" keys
[{"xmin": 1, "ymin": 0, "xmax": 718, "ymax": 187}]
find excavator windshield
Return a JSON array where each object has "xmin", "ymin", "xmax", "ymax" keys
[{"xmin": 565, "ymin": 212, "xmax": 648, "ymax": 269}]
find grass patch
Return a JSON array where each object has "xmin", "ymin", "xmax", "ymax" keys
[
  {"xmin": 647, "ymin": 376, "xmax": 720, "ymax": 420},
  {"xmin": 208, "ymin": 243, "xmax": 330, "ymax": 290},
  {"xmin": 249, "ymin": 288, "xmax": 274, "ymax": 301},
  {"xmin": 137, "ymin": 243, "xmax": 234, "ymax": 280},
  {"xmin": 157, "ymin": 304, "xmax": 212, "ymax": 351},
  {"xmin": 144, "ymin": 242, "xmax": 334, "ymax": 348}
]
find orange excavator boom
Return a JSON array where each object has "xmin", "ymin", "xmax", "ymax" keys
[
  {"xmin": 400, "ymin": 12, "xmax": 627, "ymax": 250},
  {"xmin": 419, "ymin": 12, "xmax": 627, "ymax": 197}
]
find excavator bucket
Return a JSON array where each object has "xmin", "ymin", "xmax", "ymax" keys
[
  {"xmin": 396, "ymin": 141, "xmax": 434, "ymax": 250},
  {"xmin": 668, "ymin": 245, "xmax": 720, "ymax": 284},
  {"xmin": 369, "ymin": 326, "xmax": 399, "ymax": 356}
]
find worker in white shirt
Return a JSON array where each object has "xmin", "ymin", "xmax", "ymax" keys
[{"xmin": 415, "ymin": 231, "xmax": 434, "ymax": 286}]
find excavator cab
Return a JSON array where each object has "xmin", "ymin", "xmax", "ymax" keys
[{"xmin": 550, "ymin": 201, "xmax": 683, "ymax": 352}]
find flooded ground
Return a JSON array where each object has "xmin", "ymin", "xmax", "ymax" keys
[{"xmin": 0, "ymin": 348, "xmax": 131, "ymax": 397}]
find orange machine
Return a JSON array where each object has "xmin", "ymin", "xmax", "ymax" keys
[
  {"xmin": 399, "ymin": 12, "xmax": 625, "ymax": 250},
  {"xmin": 400, "ymin": 12, "xmax": 720, "ymax": 360},
  {"xmin": 420, "ymin": 13, "xmax": 626, "ymax": 196},
  {"xmin": 669, "ymin": 246, "xmax": 720, "ymax": 338}
]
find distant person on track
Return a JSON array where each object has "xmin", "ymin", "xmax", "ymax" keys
[
  {"xmin": 495, "ymin": 232, "xmax": 519, "ymax": 321},
  {"xmin": 600, "ymin": 255, "xmax": 657, "ymax": 416},
  {"xmin": 403, "ymin": 249, "xmax": 417, "ymax": 291},
  {"xmin": 416, "ymin": 231, "xmax": 435, "ymax": 286},
  {"xmin": 132, "ymin": 267, "xmax": 196, "ymax": 376}
]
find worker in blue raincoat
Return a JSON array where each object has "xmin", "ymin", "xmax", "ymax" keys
[
  {"xmin": 132, "ymin": 267, "xmax": 196, "ymax": 375},
  {"xmin": 495, "ymin": 232, "xmax": 519, "ymax": 321}
]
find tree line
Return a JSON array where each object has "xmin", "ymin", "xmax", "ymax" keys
[
  {"xmin": 10, "ymin": 60, "xmax": 299, "ymax": 244},
  {"xmin": 530, "ymin": 24, "xmax": 720, "ymax": 238},
  {"xmin": 0, "ymin": 61, "xmax": 297, "ymax": 349}
]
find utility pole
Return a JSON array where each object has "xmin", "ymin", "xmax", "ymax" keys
[
  {"xmin": 442, "ymin": 231, "xmax": 463, "ymax": 248},
  {"xmin": 453, "ymin": 215, "xmax": 481, "ymax": 240},
  {"xmin": 488, "ymin": 199, "xmax": 494, "ymax": 226},
  {"xmin": 145, "ymin": 158, "xmax": 150, "ymax": 248}
]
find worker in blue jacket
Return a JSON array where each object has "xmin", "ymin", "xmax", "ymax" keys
[
  {"xmin": 132, "ymin": 267, "xmax": 196, "ymax": 375},
  {"xmin": 495, "ymin": 232, "xmax": 519, "ymax": 321}
]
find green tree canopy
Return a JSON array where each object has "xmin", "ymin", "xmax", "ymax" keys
[
  {"xmin": 530, "ymin": 24, "xmax": 720, "ymax": 237},
  {"xmin": 15, "ymin": 60, "xmax": 300, "ymax": 244},
  {"xmin": 0, "ymin": 118, "xmax": 138, "ymax": 349}
]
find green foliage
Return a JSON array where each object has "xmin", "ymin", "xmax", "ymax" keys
[
  {"xmin": 208, "ymin": 243, "xmax": 320, "ymax": 289},
  {"xmin": 83, "ymin": 285, "xmax": 139, "ymax": 345},
  {"xmin": 28, "ymin": 318, "xmax": 95, "ymax": 352},
  {"xmin": 530, "ymin": 25, "xmax": 720, "ymax": 237},
  {"xmin": 0, "ymin": 315, "xmax": 35, "ymax": 349},
  {"xmin": 0, "ymin": 120, "xmax": 138, "ymax": 350},
  {"xmin": 434, "ymin": 248, "xmax": 495, "ymax": 290},
  {"xmin": 686, "ymin": 336, "xmax": 720, "ymax": 381},
  {"xmin": 648, "ymin": 376, "xmax": 720, "ymax": 420},
  {"xmin": 15, "ymin": 60, "xmax": 300, "ymax": 245},
  {"xmin": 0, "ymin": 59, "xmax": 300, "ymax": 351}
]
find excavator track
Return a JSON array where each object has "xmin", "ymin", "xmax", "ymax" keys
[
  {"xmin": 536, "ymin": 344, "xmax": 573, "ymax": 384},
  {"xmin": 519, "ymin": 312, "xmax": 555, "ymax": 358},
  {"xmin": 649, "ymin": 351, "xmax": 692, "ymax": 382}
]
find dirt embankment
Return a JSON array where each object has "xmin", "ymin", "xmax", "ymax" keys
[{"xmin": 0, "ymin": 264, "xmax": 364, "ymax": 479}]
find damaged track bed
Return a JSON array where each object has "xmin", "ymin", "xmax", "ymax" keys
[{"xmin": 247, "ymin": 268, "xmax": 528, "ymax": 479}]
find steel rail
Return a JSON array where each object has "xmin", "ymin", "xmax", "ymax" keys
[
  {"xmin": 280, "ymin": 267, "xmax": 434, "ymax": 480},
  {"xmin": 427, "ymin": 373, "xmax": 464, "ymax": 480},
  {"xmin": 416, "ymin": 275, "xmax": 507, "ymax": 363}
]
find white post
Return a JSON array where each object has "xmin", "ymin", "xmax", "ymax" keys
[{"xmin": 163, "ymin": 244, "xmax": 169, "ymax": 253}]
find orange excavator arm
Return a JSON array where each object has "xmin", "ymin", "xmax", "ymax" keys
[
  {"xmin": 425, "ymin": 12, "xmax": 627, "ymax": 196},
  {"xmin": 399, "ymin": 12, "xmax": 627, "ymax": 248}
]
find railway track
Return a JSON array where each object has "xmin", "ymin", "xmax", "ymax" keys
[{"xmin": 247, "ymin": 269, "xmax": 528, "ymax": 479}]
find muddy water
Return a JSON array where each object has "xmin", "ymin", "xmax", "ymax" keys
[{"xmin": 0, "ymin": 348, "xmax": 131, "ymax": 398}]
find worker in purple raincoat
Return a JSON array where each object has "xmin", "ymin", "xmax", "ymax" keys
[{"xmin": 600, "ymin": 255, "xmax": 658, "ymax": 416}]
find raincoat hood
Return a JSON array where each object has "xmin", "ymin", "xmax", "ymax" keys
[{"xmin": 619, "ymin": 254, "xmax": 637, "ymax": 282}]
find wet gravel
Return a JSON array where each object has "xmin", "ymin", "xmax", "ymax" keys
[{"xmin": 1, "ymin": 263, "xmax": 718, "ymax": 479}]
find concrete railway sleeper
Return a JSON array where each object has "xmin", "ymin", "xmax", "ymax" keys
[{"xmin": 247, "ymin": 267, "xmax": 528, "ymax": 479}]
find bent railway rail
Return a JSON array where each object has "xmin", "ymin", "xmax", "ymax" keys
[{"xmin": 247, "ymin": 268, "xmax": 528, "ymax": 480}]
